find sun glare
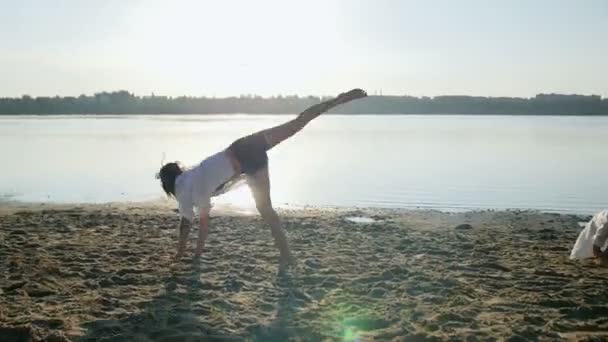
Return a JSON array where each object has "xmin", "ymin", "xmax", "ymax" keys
[
  {"xmin": 213, "ymin": 185, "xmax": 257, "ymax": 214},
  {"xmin": 123, "ymin": 0, "xmax": 342, "ymax": 96}
]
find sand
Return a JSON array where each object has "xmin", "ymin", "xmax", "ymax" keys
[{"xmin": 1, "ymin": 202, "xmax": 607, "ymax": 341}]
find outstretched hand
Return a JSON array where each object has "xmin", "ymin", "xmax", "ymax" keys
[{"xmin": 335, "ymin": 88, "xmax": 367, "ymax": 105}]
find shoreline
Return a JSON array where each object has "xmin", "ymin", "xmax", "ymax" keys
[
  {"xmin": 1, "ymin": 203, "xmax": 606, "ymax": 341},
  {"xmin": 0, "ymin": 199, "xmax": 598, "ymax": 217},
  {"xmin": 2, "ymin": 113, "xmax": 608, "ymax": 117}
]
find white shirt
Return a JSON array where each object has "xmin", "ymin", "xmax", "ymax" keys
[
  {"xmin": 570, "ymin": 210, "xmax": 608, "ymax": 260},
  {"xmin": 174, "ymin": 151, "xmax": 235, "ymax": 221}
]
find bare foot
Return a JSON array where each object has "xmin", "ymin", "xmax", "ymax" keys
[
  {"xmin": 287, "ymin": 254, "xmax": 296, "ymax": 266},
  {"xmin": 278, "ymin": 262, "xmax": 290, "ymax": 276},
  {"xmin": 174, "ymin": 252, "xmax": 183, "ymax": 262},
  {"xmin": 336, "ymin": 89, "xmax": 367, "ymax": 104},
  {"xmin": 278, "ymin": 254, "xmax": 296, "ymax": 274}
]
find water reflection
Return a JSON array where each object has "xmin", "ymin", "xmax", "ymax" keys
[{"xmin": 1, "ymin": 114, "xmax": 608, "ymax": 214}]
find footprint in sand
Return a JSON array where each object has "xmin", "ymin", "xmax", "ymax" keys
[
  {"xmin": 303, "ymin": 258, "xmax": 322, "ymax": 269},
  {"xmin": 559, "ymin": 306, "xmax": 608, "ymax": 320},
  {"xmin": 0, "ymin": 326, "xmax": 35, "ymax": 341}
]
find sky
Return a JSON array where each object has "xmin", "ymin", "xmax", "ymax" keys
[{"xmin": 0, "ymin": 0, "xmax": 606, "ymax": 98}]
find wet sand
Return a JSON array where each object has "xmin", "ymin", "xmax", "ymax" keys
[{"xmin": 1, "ymin": 203, "xmax": 607, "ymax": 341}]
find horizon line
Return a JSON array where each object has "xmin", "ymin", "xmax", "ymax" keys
[{"xmin": 2, "ymin": 90, "xmax": 606, "ymax": 100}]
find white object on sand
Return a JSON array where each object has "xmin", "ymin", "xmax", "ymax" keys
[
  {"xmin": 570, "ymin": 210, "xmax": 608, "ymax": 260},
  {"xmin": 345, "ymin": 216, "xmax": 376, "ymax": 224}
]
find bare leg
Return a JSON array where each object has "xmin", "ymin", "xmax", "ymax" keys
[
  {"xmin": 259, "ymin": 89, "xmax": 367, "ymax": 150},
  {"xmin": 194, "ymin": 208, "xmax": 210, "ymax": 258},
  {"xmin": 246, "ymin": 167, "xmax": 291, "ymax": 271}
]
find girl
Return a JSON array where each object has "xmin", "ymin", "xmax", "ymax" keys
[{"xmin": 157, "ymin": 89, "xmax": 367, "ymax": 271}]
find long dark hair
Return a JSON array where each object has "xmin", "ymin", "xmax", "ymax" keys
[{"xmin": 157, "ymin": 162, "xmax": 183, "ymax": 197}]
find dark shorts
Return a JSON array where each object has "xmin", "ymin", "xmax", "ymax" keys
[{"xmin": 228, "ymin": 133, "xmax": 269, "ymax": 175}]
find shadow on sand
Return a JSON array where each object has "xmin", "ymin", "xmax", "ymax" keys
[{"xmin": 79, "ymin": 260, "xmax": 312, "ymax": 341}]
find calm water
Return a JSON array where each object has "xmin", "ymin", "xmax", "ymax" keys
[{"xmin": 1, "ymin": 114, "xmax": 607, "ymax": 214}]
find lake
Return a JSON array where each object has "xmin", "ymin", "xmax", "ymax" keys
[{"xmin": 1, "ymin": 114, "xmax": 607, "ymax": 214}]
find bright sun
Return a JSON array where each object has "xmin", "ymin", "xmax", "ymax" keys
[{"xmin": 122, "ymin": 0, "xmax": 342, "ymax": 96}]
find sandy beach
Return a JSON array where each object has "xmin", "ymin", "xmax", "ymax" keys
[{"xmin": 1, "ymin": 203, "xmax": 607, "ymax": 341}]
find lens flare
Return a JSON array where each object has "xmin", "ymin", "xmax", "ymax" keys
[{"xmin": 343, "ymin": 325, "xmax": 360, "ymax": 341}]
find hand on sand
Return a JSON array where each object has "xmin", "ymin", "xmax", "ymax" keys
[
  {"xmin": 336, "ymin": 88, "xmax": 367, "ymax": 105},
  {"xmin": 174, "ymin": 252, "xmax": 183, "ymax": 261},
  {"xmin": 167, "ymin": 253, "xmax": 182, "ymax": 270},
  {"xmin": 172, "ymin": 247, "xmax": 189, "ymax": 264}
]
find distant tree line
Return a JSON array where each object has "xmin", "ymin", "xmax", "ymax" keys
[{"xmin": 1, "ymin": 90, "xmax": 607, "ymax": 115}]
